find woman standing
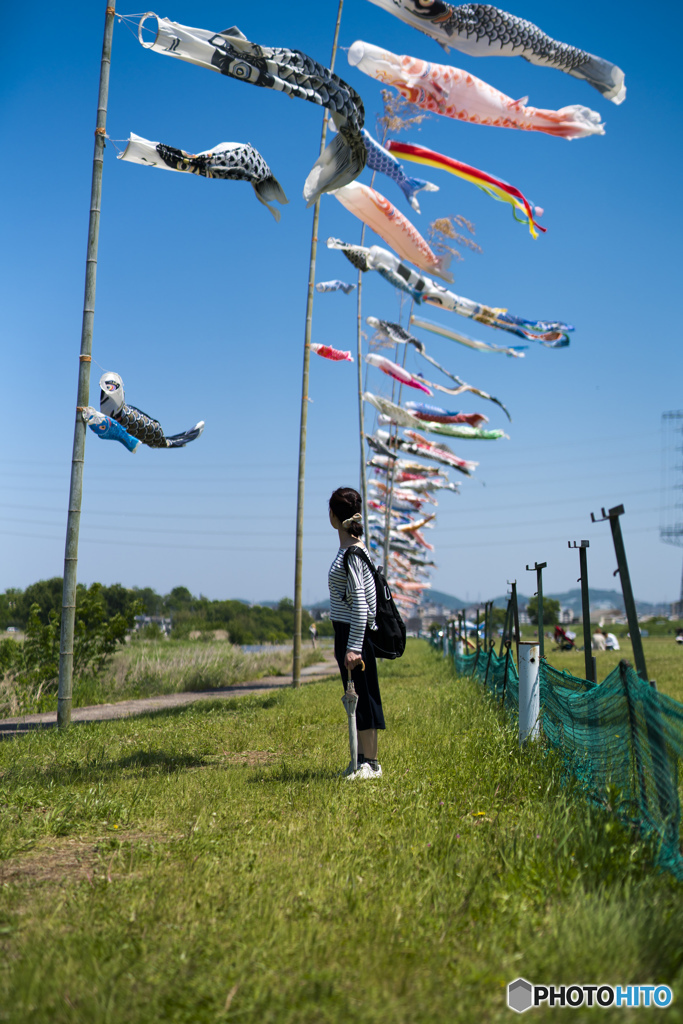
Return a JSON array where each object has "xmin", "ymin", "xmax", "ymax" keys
[{"xmin": 328, "ymin": 486, "xmax": 385, "ymax": 780}]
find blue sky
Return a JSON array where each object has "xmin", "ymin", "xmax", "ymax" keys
[{"xmin": 2, "ymin": 0, "xmax": 682, "ymax": 606}]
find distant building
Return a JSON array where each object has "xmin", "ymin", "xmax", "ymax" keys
[
  {"xmin": 588, "ymin": 608, "xmax": 622, "ymax": 624},
  {"xmin": 134, "ymin": 614, "xmax": 172, "ymax": 636},
  {"xmin": 559, "ymin": 607, "xmax": 576, "ymax": 624}
]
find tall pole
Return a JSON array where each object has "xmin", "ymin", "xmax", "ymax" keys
[
  {"xmin": 382, "ymin": 324, "xmax": 411, "ymax": 572},
  {"xmin": 292, "ymin": 0, "xmax": 345, "ymax": 688},
  {"xmin": 57, "ymin": 2, "xmax": 116, "ymax": 729},
  {"xmin": 356, "ymin": 266, "xmax": 369, "ymax": 532}
]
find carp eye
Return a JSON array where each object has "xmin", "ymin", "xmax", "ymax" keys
[{"xmin": 227, "ymin": 59, "xmax": 259, "ymax": 82}]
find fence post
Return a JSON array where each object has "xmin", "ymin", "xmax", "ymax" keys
[
  {"xmin": 510, "ymin": 580, "xmax": 520, "ymax": 665},
  {"xmin": 498, "ymin": 598, "xmax": 512, "ymax": 657},
  {"xmin": 591, "ymin": 505, "xmax": 648, "ymax": 682},
  {"xmin": 568, "ymin": 540, "xmax": 596, "ymax": 683},
  {"xmin": 518, "ymin": 641, "xmax": 540, "ymax": 745},
  {"xmin": 525, "ymin": 562, "xmax": 547, "ymax": 659}
]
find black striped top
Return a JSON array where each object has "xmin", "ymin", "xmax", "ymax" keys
[{"xmin": 328, "ymin": 544, "xmax": 377, "ymax": 653}]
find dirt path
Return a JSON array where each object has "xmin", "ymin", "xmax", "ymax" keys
[{"xmin": 0, "ymin": 654, "xmax": 339, "ymax": 739}]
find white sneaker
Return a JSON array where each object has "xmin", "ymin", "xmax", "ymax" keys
[{"xmin": 345, "ymin": 762, "xmax": 382, "ymax": 781}]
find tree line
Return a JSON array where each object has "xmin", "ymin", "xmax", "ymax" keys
[{"xmin": 0, "ymin": 579, "xmax": 313, "ymax": 645}]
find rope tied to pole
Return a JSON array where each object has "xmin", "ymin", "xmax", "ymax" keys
[
  {"xmin": 95, "ymin": 127, "xmax": 106, "ymax": 135},
  {"xmin": 106, "ymin": 6, "xmax": 116, "ymax": 13},
  {"xmin": 79, "ymin": 355, "xmax": 92, "ymax": 362}
]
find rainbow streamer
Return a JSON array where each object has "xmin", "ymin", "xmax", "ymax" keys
[{"xmin": 387, "ymin": 141, "xmax": 545, "ymax": 240}]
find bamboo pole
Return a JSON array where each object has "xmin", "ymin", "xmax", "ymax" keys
[
  {"xmin": 57, "ymin": 2, "xmax": 116, "ymax": 729},
  {"xmin": 292, "ymin": 0, "xmax": 345, "ymax": 688},
  {"xmin": 356, "ymin": 122, "xmax": 387, "ymax": 540},
  {"xmin": 382, "ymin": 302, "xmax": 413, "ymax": 572},
  {"xmin": 356, "ymin": 261, "xmax": 369, "ymax": 532}
]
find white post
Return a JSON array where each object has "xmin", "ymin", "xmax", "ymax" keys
[
  {"xmin": 442, "ymin": 629, "xmax": 448, "ymax": 657},
  {"xmin": 518, "ymin": 641, "xmax": 540, "ymax": 745}
]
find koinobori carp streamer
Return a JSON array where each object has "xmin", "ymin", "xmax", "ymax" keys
[
  {"xmin": 348, "ymin": 40, "xmax": 605, "ymax": 139},
  {"xmin": 363, "ymin": 0, "xmax": 626, "ymax": 104},
  {"xmin": 119, "ymin": 133, "xmax": 288, "ymax": 220},
  {"xmin": 330, "ymin": 182, "xmax": 453, "ymax": 281},
  {"xmin": 138, "ymin": 14, "xmax": 366, "ymax": 204},
  {"xmin": 99, "ymin": 372, "xmax": 204, "ymax": 449},
  {"xmin": 310, "ymin": 344, "xmax": 354, "ymax": 362}
]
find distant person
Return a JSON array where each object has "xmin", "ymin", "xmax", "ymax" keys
[
  {"xmin": 309, "ymin": 621, "xmax": 318, "ymax": 649},
  {"xmin": 605, "ymin": 631, "xmax": 620, "ymax": 651},
  {"xmin": 676, "ymin": 628, "xmax": 683, "ymax": 645},
  {"xmin": 328, "ymin": 487, "xmax": 384, "ymax": 781},
  {"xmin": 592, "ymin": 627, "xmax": 607, "ymax": 651}
]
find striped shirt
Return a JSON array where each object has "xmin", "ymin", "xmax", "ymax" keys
[{"xmin": 328, "ymin": 544, "xmax": 377, "ymax": 653}]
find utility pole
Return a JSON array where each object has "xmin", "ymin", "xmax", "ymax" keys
[
  {"xmin": 57, "ymin": 2, "xmax": 116, "ymax": 729},
  {"xmin": 292, "ymin": 0, "xmax": 345, "ymax": 688}
]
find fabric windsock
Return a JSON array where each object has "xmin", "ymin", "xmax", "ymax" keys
[
  {"xmin": 365, "ymin": 392, "xmax": 507, "ymax": 439},
  {"xmin": 365, "ymin": 353, "xmax": 432, "ymax": 394},
  {"xmin": 99, "ymin": 371, "xmax": 204, "ymax": 449},
  {"xmin": 137, "ymin": 15, "xmax": 366, "ymax": 203},
  {"xmin": 330, "ymin": 181, "xmax": 453, "ymax": 282},
  {"xmin": 348, "ymin": 40, "xmax": 605, "ymax": 140},
  {"xmin": 311, "ymin": 344, "xmax": 354, "ymax": 362},
  {"xmin": 362, "ymin": 128, "xmax": 438, "ymax": 213},
  {"xmin": 82, "ymin": 408, "xmax": 140, "ymax": 453},
  {"xmin": 404, "ymin": 402, "xmax": 488, "ymax": 427},
  {"xmin": 315, "ymin": 280, "xmax": 356, "ymax": 294},
  {"xmin": 119, "ymin": 134, "xmax": 288, "ymax": 220},
  {"xmin": 363, "ymin": 0, "xmax": 626, "ymax": 104},
  {"xmin": 386, "ymin": 140, "xmax": 544, "ymax": 238}
]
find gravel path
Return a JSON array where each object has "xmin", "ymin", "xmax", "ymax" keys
[{"xmin": 0, "ymin": 655, "xmax": 339, "ymax": 739}]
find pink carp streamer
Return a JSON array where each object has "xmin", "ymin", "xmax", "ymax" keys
[
  {"xmin": 330, "ymin": 181, "xmax": 453, "ymax": 282},
  {"xmin": 365, "ymin": 352, "xmax": 432, "ymax": 394},
  {"xmin": 348, "ymin": 41, "xmax": 604, "ymax": 140},
  {"xmin": 310, "ymin": 344, "xmax": 354, "ymax": 362}
]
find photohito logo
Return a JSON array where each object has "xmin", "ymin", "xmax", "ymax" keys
[{"xmin": 507, "ymin": 978, "xmax": 673, "ymax": 1012}]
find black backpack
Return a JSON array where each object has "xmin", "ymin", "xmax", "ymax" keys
[{"xmin": 343, "ymin": 546, "xmax": 406, "ymax": 660}]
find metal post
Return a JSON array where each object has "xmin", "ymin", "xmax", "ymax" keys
[
  {"xmin": 569, "ymin": 540, "xmax": 596, "ymax": 684},
  {"xmin": 510, "ymin": 581, "xmax": 520, "ymax": 665},
  {"xmin": 475, "ymin": 607, "xmax": 480, "ymax": 655},
  {"xmin": 498, "ymin": 598, "xmax": 512, "ymax": 657},
  {"xmin": 591, "ymin": 504, "xmax": 648, "ymax": 682},
  {"xmin": 57, "ymin": 1, "xmax": 116, "ymax": 730},
  {"xmin": 292, "ymin": 0, "xmax": 345, "ymax": 689},
  {"xmin": 518, "ymin": 641, "xmax": 540, "ymax": 745},
  {"xmin": 526, "ymin": 561, "xmax": 547, "ymax": 659}
]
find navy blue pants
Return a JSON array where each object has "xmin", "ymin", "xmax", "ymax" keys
[{"xmin": 333, "ymin": 621, "xmax": 385, "ymax": 731}]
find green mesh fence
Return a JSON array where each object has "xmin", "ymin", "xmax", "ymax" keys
[{"xmin": 437, "ymin": 640, "xmax": 683, "ymax": 880}]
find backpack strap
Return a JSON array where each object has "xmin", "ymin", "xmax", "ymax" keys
[{"xmin": 343, "ymin": 545, "xmax": 378, "ymax": 577}]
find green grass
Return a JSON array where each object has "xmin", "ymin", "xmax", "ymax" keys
[
  {"xmin": 0, "ymin": 641, "xmax": 327, "ymax": 718},
  {"xmin": 1, "ymin": 641, "xmax": 682, "ymax": 1023},
  {"xmin": 537, "ymin": 636, "xmax": 683, "ymax": 703}
]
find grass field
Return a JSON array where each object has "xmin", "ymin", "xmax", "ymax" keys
[
  {"xmin": 1, "ymin": 641, "xmax": 682, "ymax": 1022},
  {"xmin": 0, "ymin": 641, "xmax": 326, "ymax": 718},
  {"xmin": 532, "ymin": 635, "xmax": 683, "ymax": 703}
]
